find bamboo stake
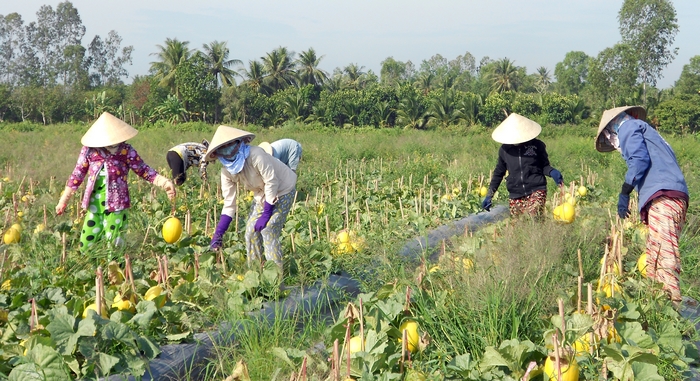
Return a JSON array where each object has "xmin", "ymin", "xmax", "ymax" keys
[
  {"xmin": 577, "ymin": 248, "xmax": 583, "ymax": 280},
  {"xmin": 359, "ymin": 298, "xmax": 365, "ymax": 352},
  {"xmin": 365, "ymin": 199, "xmax": 372, "ymax": 228},
  {"xmin": 558, "ymin": 298, "xmax": 565, "ymax": 339},
  {"xmin": 325, "ymin": 215, "xmax": 330, "ymax": 241},
  {"xmin": 553, "ymin": 332, "xmax": 562, "ymax": 381},
  {"xmin": 333, "ymin": 339, "xmax": 340, "ymax": 381},
  {"xmin": 205, "ymin": 210, "xmax": 210, "ymax": 236},
  {"xmin": 399, "ymin": 197, "xmax": 405, "ymax": 219},
  {"xmin": 96, "ymin": 267, "xmax": 104, "ymax": 316},
  {"xmin": 61, "ymin": 232, "xmax": 67, "ymax": 263},
  {"xmin": 577, "ymin": 276, "xmax": 582, "ymax": 313},
  {"xmin": 308, "ymin": 221, "xmax": 314, "ymax": 243}
]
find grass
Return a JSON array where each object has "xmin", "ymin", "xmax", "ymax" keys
[{"xmin": 2, "ymin": 121, "xmax": 700, "ymax": 379}]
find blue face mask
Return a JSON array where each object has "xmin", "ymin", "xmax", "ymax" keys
[
  {"xmin": 218, "ymin": 143, "xmax": 250, "ymax": 175},
  {"xmin": 217, "ymin": 141, "xmax": 240, "ymax": 158}
]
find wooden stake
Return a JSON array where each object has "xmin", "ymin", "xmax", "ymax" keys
[
  {"xmin": 61, "ymin": 232, "xmax": 67, "ymax": 263},
  {"xmin": 577, "ymin": 276, "xmax": 582, "ymax": 313},
  {"xmin": 359, "ymin": 298, "xmax": 365, "ymax": 351}
]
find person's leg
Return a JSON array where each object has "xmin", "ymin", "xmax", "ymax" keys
[
  {"xmin": 261, "ymin": 192, "xmax": 294, "ymax": 269},
  {"xmin": 245, "ymin": 201, "xmax": 264, "ymax": 265},
  {"xmin": 103, "ymin": 209, "xmax": 128, "ymax": 247},
  {"xmin": 166, "ymin": 151, "xmax": 186, "ymax": 186},
  {"xmin": 80, "ymin": 209, "xmax": 104, "ymax": 251},
  {"xmin": 646, "ymin": 196, "xmax": 687, "ymax": 304},
  {"xmin": 526, "ymin": 190, "xmax": 547, "ymax": 219}
]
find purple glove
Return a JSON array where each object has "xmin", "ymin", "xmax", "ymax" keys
[
  {"xmin": 254, "ymin": 201, "xmax": 275, "ymax": 232},
  {"xmin": 210, "ymin": 215, "xmax": 233, "ymax": 249}
]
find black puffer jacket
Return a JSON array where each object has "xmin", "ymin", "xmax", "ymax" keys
[{"xmin": 488, "ymin": 139, "xmax": 554, "ymax": 199}]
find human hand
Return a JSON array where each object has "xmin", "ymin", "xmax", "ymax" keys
[
  {"xmin": 210, "ymin": 215, "xmax": 233, "ymax": 250},
  {"xmin": 254, "ymin": 201, "xmax": 275, "ymax": 232},
  {"xmin": 550, "ymin": 169, "xmax": 563, "ymax": 186},
  {"xmin": 617, "ymin": 193, "xmax": 630, "ymax": 219},
  {"xmin": 481, "ymin": 196, "xmax": 492, "ymax": 211},
  {"xmin": 55, "ymin": 186, "xmax": 74, "ymax": 215},
  {"xmin": 154, "ymin": 174, "xmax": 176, "ymax": 200}
]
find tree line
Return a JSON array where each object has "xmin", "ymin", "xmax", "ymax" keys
[{"xmin": 1, "ymin": 0, "xmax": 699, "ymax": 133}]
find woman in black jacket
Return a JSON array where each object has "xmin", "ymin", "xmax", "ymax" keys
[{"xmin": 482, "ymin": 113, "xmax": 563, "ymax": 218}]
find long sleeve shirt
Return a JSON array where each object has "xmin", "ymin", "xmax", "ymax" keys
[
  {"xmin": 220, "ymin": 146, "xmax": 297, "ymax": 217},
  {"xmin": 66, "ymin": 143, "xmax": 159, "ymax": 211},
  {"xmin": 270, "ymin": 139, "xmax": 303, "ymax": 171}
]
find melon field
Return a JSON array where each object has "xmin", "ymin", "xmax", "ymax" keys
[{"xmin": 1, "ymin": 122, "xmax": 700, "ymax": 380}]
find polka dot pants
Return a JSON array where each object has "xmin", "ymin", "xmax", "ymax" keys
[{"xmin": 79, "ymin": 173, "xmax": 128, "ymax": 251}]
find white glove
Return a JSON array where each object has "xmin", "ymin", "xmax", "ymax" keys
[{"xmin": 153, "ymin": 174, "xmax": 176, "ymax": 200}]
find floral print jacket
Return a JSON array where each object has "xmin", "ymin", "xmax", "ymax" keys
[{"xmin": 66, "ymin": 143, "xmax": 159, "ymax": 211}]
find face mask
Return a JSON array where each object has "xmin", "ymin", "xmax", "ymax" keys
[
  {"xmin": 218, "ymin": 143, "xmax": 250, "ymax": 175},
  {"xmin": 217, "ymin": 141, "xmax": 241, "ymax": 159}
]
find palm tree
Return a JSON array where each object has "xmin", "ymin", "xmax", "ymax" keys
[
  {"xmin": 150, "ymin": 38, "xmax": 193, "ymax": 97},
  {"xmin": 396, "ymin": 91, "xmax": 429, "ymax": 129},
  {"xmin": 344, "ymin": 63, "xmax": 365, "ymax": 90},
  {"xmin": 241, "ymin": 60, "xmax": 267, "ymax": 93},
  {"xmin": 428, "ymin": 88, "xmax": 462, "ymax": 127},
  {"xmin": 296, "ymin": 48, "xmax": 328, "ymax": 87},
  {"xmin": 489, "ymin": 58, "xmax": 519, "ymax": 93},
  {"xmin": 415, "ymin": 73, "xmax": 435, "ymax": 95},
  {"xmin": 201, "ymin": 40, "xmax": 242, "ymax": 88},
  {"xmin": 262, "ymin": 47, "xmax": 297, "ymax": 93},
  {"xmin": 535, "ymin": 66, "xmax": 552, "ymax": 94}
]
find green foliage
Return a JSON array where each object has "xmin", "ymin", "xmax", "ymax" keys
[
  {"xmin": 674, "ymin": 55, "xmax": 700, "ymax": 95},
  {"xmin": 479, "ymin": 92, "xmax": 511, "ymax": 127},
  {"xmin": 654, "ymin": 94, "xmax": 700, "ymax": 134},
  {"xmin": 175, "ymin": 54, "xmax": 221, "ymax": 121},
  {"xmin": 554, "ymin": 51, "xmax": 591, "ymax": 95}
]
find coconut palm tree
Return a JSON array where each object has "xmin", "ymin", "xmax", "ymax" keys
[
  {"xmin": 344, "ymin": 63, "xmax": 365, "ymax": 90},
  {"xmin": 489, "ymin": 57, "xmax": 520, "ymax": 93},
  {"xmin": 535, "ymin": 66, "xmax": 552, "ymax": 94},
  {"xmin": 262, "ymin": 46, "xmax": 297, "ymax": 93},
  {"xmin": 396, "ymin": 91, "xmax": 429, "ymax": 129},
  {"xmin": 201, "ymin": 40, "xmax": 242, "ymax": 88},
  {"xmin": 241, "ymin": 60, "xmax": 267, "ymax": 94},
  {"xmin": 296, "ymin": 48, "xmax": 329, "ymax": 87},
  {"xmin": 150, "ymin": 38, "xmax": 193, "ymax": 97}
]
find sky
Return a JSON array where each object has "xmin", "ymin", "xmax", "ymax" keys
[{"xmin": 5, "ymin": 0, "xmax": 700, "ymax": 89}]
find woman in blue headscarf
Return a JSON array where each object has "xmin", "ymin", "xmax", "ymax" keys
[{"xmin": 204, "ymin": 126, "xmax": 297, "ymax": 272}]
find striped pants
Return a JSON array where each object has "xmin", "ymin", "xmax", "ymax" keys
[
  {"xmin": 245, "ymin": 192, "xmax": 295, "ymax": 269},
  {"xmin": 645, "ymin": 196, "xmax": 687, "ymax": 303}
]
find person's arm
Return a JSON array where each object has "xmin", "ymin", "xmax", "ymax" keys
[
  {"xmin": 287, "ymin": 142, "xmax": 302, "ymax": 172},
  {"xmin": 211, "ymin": 170, "xmax": 238, "ymax": 249},
  {"xmin": 539, "ymin": 142, "xmax": 562, "ymax": 186},
  {"xmin": 254, "ymin": 154, "xmax": 280, "ymax": 205},
  {"xmin": 487, "ymin": 148, "xmax": 507, "ymax": 196},
  {"xmin": 619, "ymin": 123, "xmax": 651, "ymax": 187},
  {"xmin": 56, "ymin": 146, "xmax": 90, "ymax": 214},
  {"xmin": 126, "ymin": 145, "xmax": 175, "ymax": 199}
]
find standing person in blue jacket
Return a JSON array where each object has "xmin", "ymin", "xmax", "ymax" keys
[
  {"xmin": 482, "ymin": 113, "xmax": 564, "ymax": 218},
  {"xmin": 596, "ymin": 105, "xmax": 689, "ymax": 308},
  {"xmin": 259, "ymin": 139, "xmax": 303, "ymax": 172}
]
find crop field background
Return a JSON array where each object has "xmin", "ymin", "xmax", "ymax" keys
[{"xmin": 1, "ymin": 122, "xmax": 700, "ymax": 380}]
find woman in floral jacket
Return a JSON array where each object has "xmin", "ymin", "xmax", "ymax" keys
[{"xmin": 56, "ymin": 112, "xmax": 176, "ymax": 251}]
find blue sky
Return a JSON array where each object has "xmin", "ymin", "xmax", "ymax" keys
[{"xmin": 8, "ymin": 0, "xmax": 700, "ymax": 88}]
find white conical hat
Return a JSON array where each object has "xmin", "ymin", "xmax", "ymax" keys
[
  {"xmin": 259, "ymin": 141, "xmax": 273, "ymax": 155},
  {"xmin": 203, "ymin": 125, "xmax": 256, "ymax": 162},
  {"xmin": 491, "ymin": 113, "xmax": 542, "ymax": 144},
  {"xmin": 595, "ymin": 105, "xmax": 646, "ymax": 152},
  {"xmin": 81, "ymin": 112, "xmax": 138, "ymax": 147}
]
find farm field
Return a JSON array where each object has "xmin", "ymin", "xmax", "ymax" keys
[{"xmin": 1, "ymin": 122, "xmax": 700, "ymax": 380}]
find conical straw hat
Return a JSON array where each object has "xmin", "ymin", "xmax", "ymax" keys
[
  {"xmin": 595, "ymin": 105, "xmax": 646, "ymax": 152},
  {"xmin": 81, "ymin": 112, "xmax": 138, "ymax": 147},
  {"xmin": 203, "ymin": 125, "xmax": 256, "ymax": 162},
  {"xmin": 259, "ymin": 141, "xmax": 273, "ymax": 155},
  {"xmin": 491, "ymin": 113, "xmax": 542, "ymax": 144}
]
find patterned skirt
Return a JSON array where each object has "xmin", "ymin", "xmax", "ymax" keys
[
  {"xmin": 509, "ymin": 189, "xmax": 547, "ymax": 218},
  {"xmin": 645, "ymin": 196, "xmax": 687, "ymax": 303}
]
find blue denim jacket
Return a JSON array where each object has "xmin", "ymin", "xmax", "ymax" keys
[{"xmin": 618, "ymin": 119, "xmax": 688, "ymax": 210}]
